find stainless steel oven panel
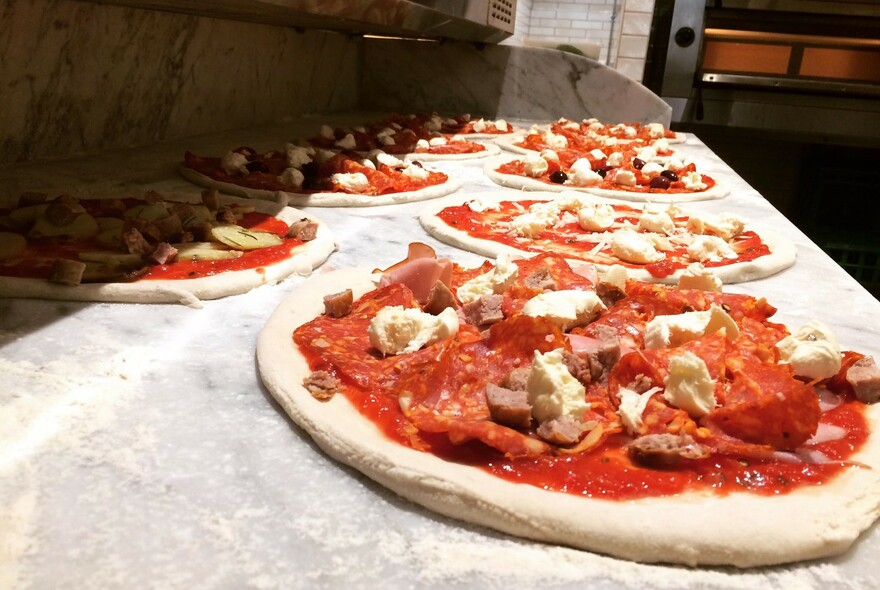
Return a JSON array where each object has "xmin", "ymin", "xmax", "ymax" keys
[{"xmin": 660, "ymin": 0, "xmax": 706, "ymax": 99}]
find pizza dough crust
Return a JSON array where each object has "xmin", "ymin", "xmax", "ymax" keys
[
  {"xmin": 179, "ymin": 166, "xmax": 462, "ymax": 207},
  {"xmin": 418, "ymin": 192, "xmax": 796, "ymax": 284},
  {"xmin": 0, "ymin": 193, "xmax": 336, "ymax": 305},
  {"xmin": 257, "ymin": 267, "xmax": 880, "ymax": 567},
  {"xmin": 483, "ymin": 155, "xmax": 730, "ymax": 203}
]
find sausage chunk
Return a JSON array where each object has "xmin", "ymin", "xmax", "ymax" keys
[
  {"xmin": 485, "ymin": 383, "xmax": 532, "ymax": 429},
  {"xmin": 627, "ymin": 433, "xmax": 709, "ymax": 468},
  {"xmin": 303, "ymin": 370, "xmax": 341, "ymax": 401},
  {"xmin": 537, "ymin": 416, "xmax": 585, "ymax": 446},
  {"xmin": 462, "ymin": 294, "xmax": 504, "ymax": 326},
  {"xmin": 323, "ymin": 289, "xmax": 353, "ymax": 318},
  {"xmin": 847, "ymin": 356, "xmax": 880, "ymax": 404}
]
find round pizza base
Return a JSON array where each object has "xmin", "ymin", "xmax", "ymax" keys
[
  {"xmin": 179, "ymin": 166, "xmax": 462, "ymax": 208},
  {"xmin": 401, "ymin": 141, "xmax": 501, "ymax": 162},
  {"xmin": 258, "ymin": 268, "xmax": 880, "ymax": 567},
  {"xmin": 0, "ymin": 194, "xmax": 336, "ymax": 305},
  {"xmin": 483, "ymin": 155, "xmax": 730, "ymax": 203},
  {"xmin": 495, "ymin": 131, "xmax": 686, "ymax": 156},
  {"xmin": 418, "ymin": 192, "xmax": 796, "ymax": 284}
]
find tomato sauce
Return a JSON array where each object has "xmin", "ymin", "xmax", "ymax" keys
[{"xmin": 435, "ymin": 201, "xmax": 772, "ymax": 277}]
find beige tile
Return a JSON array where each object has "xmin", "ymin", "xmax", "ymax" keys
[
  {"xmin": 615, "ymin": 58, "xmax": 646, "ymax": 82},
  {"xmin": 621, "ymin": 12, "xmax": 653, "ymax": 35},
  {"xmin": 617, "ymin": 34, "xmax": 649, "ymax": 59}
]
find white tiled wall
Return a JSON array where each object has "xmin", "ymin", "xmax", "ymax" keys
[{"xmin": 510, "ymin": 0, "xmax": 655, "ymax": 81}]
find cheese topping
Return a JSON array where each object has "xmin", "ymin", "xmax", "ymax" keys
[
  {"xmin": 688, "ymin": 235, "xmax": 737, "ymax": 262},
  {"xmin": 522, "ymin": 290, "xmax": 606, "ymax": 331},
  {"xmin": 638, "ymin": 208, "xmax": 675, "ymax": 235},
  {"xmin": 402, "ymin": 163, "xmax": 429, "ymax": 181},
  {"xmin": 540, "ymin": 149, "xmax": 560, "ymax": 162},
  {"xmin": 511, "ymin": 201, "xmax": 560, "ymax": 237},
  {"xmin": 527, "ymin": 348, "xmax": 588, "ymax": 424},
  {"xmin": 466, "ymin": 197, "xmax": 501, "ymax": 213},
  {"xmin": 368, "ymin": 306, "xmax": 459, "ymax": 355},
  {"xmin": 335, "ymin": 133, "xmax": 357, "ymax": 150},
  {"xmin": 278, "ymin": 167, "xmax": 304, "ymax": 187},
  {"xmin": 647, "ymin": 123, "xmax": 666, "ymax": 138},
  {"xmin": 664, "ymin": 352, "xmax": 717, "ymax": 417},
  {"xmin": 601, "ymin": 264, "xmax": 628, "ymax": 291},
  {"xmin": 332, "ymin": 172, "xmax": 370, "ymax": 193},
  {"xmin": 678, "ymin": 262, "xmax": 722, "ymax": 292},
  {"xmin": 617, "ymin": 386, "xmax": 660, "ymax": 434},
  {"xmin": 682, "ymin": 171, "xmax": 707, "ymax": 191},
  {"xmin": 589, "ymin": 148, "xmax": 607, "ymax": 160},
  {"xmin": 456, "ymin": 254, "xmax": 519, "ymax": 304},
  {"xmin": 605, "ymin": 152, "xmax": 624, "ymax": 167},
  {"xmin": 577, "ymin": 203, "xmax": 615, "ymax": 232},
  {"xmin": 415, "ymin": 139, "xmax": 430, "ymax": 150},
  {"xmin": 567, "ymin": 158, "xmax": 602, "ymax": 187},
  {"xmin": 641, "ymin": 162, "xmax": 664, "ymax": 175},
  {"xmin": 776, "ymin": 321, "xmax": 842, "ymax": 380},
  {"xmin": 610, "ymin": 230, "xmax": 665, "ymax": 264},
  {"xmin": 495, "ymin": 119, "xmax": 509, "ymax": 132},
  {"xmin": 285, "ymin": 144, "xmax": 314, "ymax": 169},
  {"xmin": 221, "ymin": 151, "xmax": 249, "ymax": 176},
  {"xmin": 429, "ymin": 137, "xmax": 447, "ymax": 146},
  {"xmin": 472, "ymin": 118, "xmax": 487, "ymax": 133},
  {"xmin": 644, "ymin": 305, "xmax": 740, "ymax": 349},
  {"xmin": 543, "ymin": 130, "xmax": 568, "ymax": 149},
  {"xmin": 523, "ymin": 153, "xmax": 549, "ymax": 177},
  {"xmin": 686, "ymin": 212, "xmax": 745, "ymax": 241},
  {"xmin": 614, "ymin": 170, "xmax": 637, "ymax": 187}
]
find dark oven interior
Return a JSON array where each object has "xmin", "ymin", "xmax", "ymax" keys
[{"xmin": 644, "ymin": 0, "xmax": 880, "ymax": 297}]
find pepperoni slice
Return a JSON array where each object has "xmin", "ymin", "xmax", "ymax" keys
[{"xmin": 708, "ymin": 359, "xmax": 820, "ymax": 450}]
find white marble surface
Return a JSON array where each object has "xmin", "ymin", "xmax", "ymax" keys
[
  {"xmin": 2, "ymin": 116, "xmax": 879, "ymax": 590},
  {"xmin": 362, "ymin": 41, "xmax": 672, "ymax": 126},
  {"xmin": 0, "ymin": 0, "xmax": 360, "ymax": 165}
]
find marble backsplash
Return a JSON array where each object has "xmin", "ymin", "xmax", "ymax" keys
[
  {"xmin": 360, "ymin": 40, "xmax": 671, "ymax": 126},
  {"xmin": 1, "ymin": 0, "xmax": 670, "ymax": 168},
  {"xmin": 0, "ymin": 0, "xmax": 361, "ymax": 165}
]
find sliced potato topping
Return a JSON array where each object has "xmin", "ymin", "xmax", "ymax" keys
[
  {"xmin": 210, "ymin": 225, "xmax": 283, "ymax": 251},
  {"xmin": 174, "ymin": 242, "xmax": 243, "ymax": 261}
]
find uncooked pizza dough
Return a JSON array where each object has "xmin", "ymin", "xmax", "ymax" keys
[
  {"xmin": 257, "ymin": 267, "xmax": 880, "ymax": 568},
  {"xmin": 179, "ymin": 166, "xmax": 463, "ymax": 207},
  {"xmin": 0, "ymin": 193, "xmax": 336, "ymax": 305},
  {"xmin": 483, "ymin": 156, "xmax": 730, "ymax": 203},
  {"xmin": 417, "ymin": 192, "xmax": 796, "ymax": 284}
]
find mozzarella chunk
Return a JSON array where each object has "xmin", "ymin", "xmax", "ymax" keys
[
  {"xmin": 541, "ymin": 149, "xmax": 560, "ymax": 162},
  {"xmin": 319, "ymin": 124, "xmax": 335, "ymax": 139},
  {"xmin": 678, "ymin": 262, "xmax": 722, "ymax": 292},
  {"xmin": 402, "ymin": 163, "xmax": 429, "ymax": 181},
  {"xmin": 636, "ymin": 146, "xmax": 658, "ymax": 162},
  {"xmin": 589, "ymin": 148, "xmax": 607, "ymax": 160},
  {"xmin": 429, "ymin": 137, "xmax": 447, "ymax": 146},
  {"xmin": 456, "ymin": 254, "xmax": 519, "ymax": 304},
  {"xmin": 278, "ymin": 167, "xmax": 304, "ymax": 187},
  {"xmin": 335, "ymin": 133, "xmax": 357, "ymax": 150},
  {"xmin": 577, "ymin": 203, "xmax": 615, "ymax": 232},
  {"xmin": 664, "ymin": 352, "xmax": 717, "ymax": 417},
  {"xmin": 654, "ymin": 138, "xmax": 670, "ymax": 152},
  {"xmin": 623, "ymin": 125, "xmax": 638, "ymax": 138},
  {"xmin": 495, "ymin": 119, "xmax": 509, "ymax": 132},
  {"xmin": 542, "ymin": 130, "xmax": 568, "ymax": 149},
  {"xmin": 523, "ymin": 153, "xmax": 549, "ymax": 177},
  {"xmin": 332, "ymin": 172, "xmax": 370, "ymax": 192},
  {"xmin": 466, "ymin": 197, "xmax": 501, "ymax": 213},
  {"xmin": 527, "ymin": 348, "xmax": 588, "ymax": 424},
  {"xmin": 641, "ymin": 162, "xmax": 664, "ymax": 175},
  {"xmin": 682, "ymin": 171, "xmax": 707, "ymax": 191},
  {"xmin": 567, "ymin": 158, "xmax": 602, "ymax": 187},
  {"xmin": 285, "ymin": 144, "xmax": 314, "ymax": 169},
  {"xmin": 522, "ymin": 290, "xmax": 606, "ymax": 331},
  {"xmin": 776, "ymin": 321, "xmax": 842, "ymax": 380},
  {"xmin": 511, "ymin": 201, "xmax": 559, "ymax": 237},
  {"xmin": 221, "ymin": 151, "xmax": 249, "ymax": 176},
  {"xmin": 644, "ymin": 305, "xmax": 740, "ymax": 349},
  {"xmin": 617, "ymin": 386, "xmax": 660, "ymax": 434},
  {"xmin": 601, "ymin": 264, "xmax": 628, "ymax": 291},
  {"xmin": 606, "ymin": 152, "xmax": 624, "ymax": 167},
  {"xmin": 614, "ymin": 170, "xmax": 637, "ymax": 187},
  {"xmin": 610, "ymin": 230, "xmax": 665, "ymax": 264},
  {"xmin": 647, "ymin": 123, "xmax": 666, "ymax": 138},
  {"xmin": 415, "ymin": 139, "xmax": 430, "ymax": 150},
  {"xmin": 638, "ymin": 208, "xmax": 675, "ymax": 234},
  {"xmin": 368, "ymin": 306, "xmax": 459, "ymax": 355},
  {"xmin": 688, "ymin": 235, "xmax": 737, "ymax": 262},
  {"xmin": 563, "ymin": 120, "xmax": 581, "ymax": 131},
  {"xmin": 472, "ymin": 118, "xmax": 487, "ymax": 133},
  {"xmin": 686, "ymin": 212, "xmax": 745, "ymax": 241},
  {"xmin": 603, "ymin": 136, "xmax": 619, "ymax": 147}
]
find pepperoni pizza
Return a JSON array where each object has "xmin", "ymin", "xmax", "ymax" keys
[{"xmin": 258, "ymin": 245, "xmax": 880, "ymax": 567}]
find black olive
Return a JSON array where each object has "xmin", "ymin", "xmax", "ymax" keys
[
  {"xmin": 245, "ymin": 160, "xmax": 269, "ymax": 173},
  {"xmin": 649, "ymin": 175, "xmax": 671, "ymax": 189},
  {"xmin": 596, "ymin": 167, "xmax": 608, "ymax": 178},
  {"xmin": 632, "ymin": 158, "xmax": 645, "ymax": 170},
  {"xmin": 660, "ymin": 169, "xmax": 679, "ymax": 182},
  {"xmin": 549, "ymin": 170, "xmax": 568, "ymax": 184}
]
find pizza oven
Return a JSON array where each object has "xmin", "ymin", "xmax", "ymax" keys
[{"xmin": 643, "ymin": 0, "xmax": 880, "ymax": 296}]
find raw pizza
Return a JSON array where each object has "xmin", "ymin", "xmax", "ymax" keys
[
  {"xmin": 258, "ymin": 244, "xmax": 880, "ymax": 567},
  {"xmin": 308, "ymin": 112, "xmax": 502, "ymax": 160},
  {"xmin": 181, "ymin": 146, "xmax": 461, "ymax": 207},
  {"xmin": 0, "ymin": 190, "xmax": 335, "ymax": 304},
  {"xmin": 484, "ymin": 151, "xmax": 729, "ymax": 203},
  {"xmin": 496, "ymin": 119, "xmax": 682, "ymax": 157},
  {"xmin": 419, "ymin": 192, "xmax": 795, "ymax": 284}
]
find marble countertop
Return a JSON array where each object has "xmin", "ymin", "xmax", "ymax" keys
[{"xmin": 2, "ymin": 115, "xmax": 879, "ymax": 590}]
